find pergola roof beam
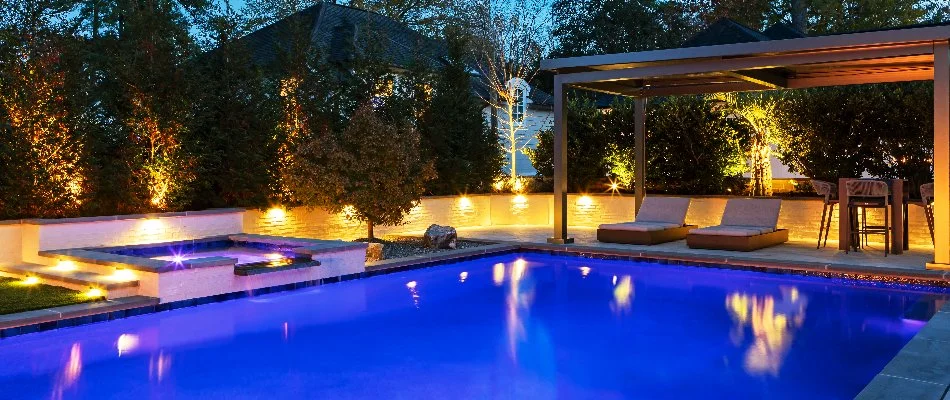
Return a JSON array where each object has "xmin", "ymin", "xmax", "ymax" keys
[
  {"xmin": 541, "ymin": 25, "xmax": 950, "ymax": 71},
  {"xmin": 725, "ymin": 69, "xmax": 788, "ymax": 88},
  {"xmin": 556, "ymin": 43, "xmax": 935, "ymax": 85}
]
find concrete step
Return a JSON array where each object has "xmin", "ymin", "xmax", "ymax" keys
[{"xmin": 0, "ymin": 263, "xmax": 139, "ymax": 299}]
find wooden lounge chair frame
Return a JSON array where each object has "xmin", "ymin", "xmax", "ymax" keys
[
  {"xmin": 687, "ymin": 229, "xmax": 789, "ymax": 251},
  {"xmin": 597, "ymin": 225, "xmax": 698, "ymax": 245}
]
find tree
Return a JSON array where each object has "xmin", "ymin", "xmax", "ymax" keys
[
  {"xmin": 776, "ymin": 83, "xmax": 934, "ymax": 195},
  {"xmin": 346, "ymin": 0, "xmax": 460, "ymax": 37},
  {"xmin": 530, "ymin": 97, "xmax": 623, "ymax": 192},
  {"xmin": 647, "ymin": 96, "xmax": 748, "ymax": 194},
  {"xmin": 714, "ymin": 92, "xmax": 782, "ymax": 196},
  {"xmin": 0, "ymin": 0, "xmax": 90, "ymax": 218},
  {"xmin": 291, "ymin": 104, "xmax": 435, "ymax": 239},
  {"xmin": 470, "ymin": 0, "xmax": 551, "ymax": 184},
  {"xmin": 420, "ymin": 27, "xmax": 503, "ymax": 195},
  {"xmin": 551, "ymin": 0, "xmax": 698, "ymax": 57},
  {"xmin": 188, "ymin": 1, "xmax": 280, "ymax": 209}
]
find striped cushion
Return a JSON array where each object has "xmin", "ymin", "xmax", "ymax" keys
[
  {"xmin": 635, "ymin": 197, "xmax": 691, "ymax": 225},
  {"xmin": 599, "ymin": 221, "xmax": 681, "ymax": 232}
]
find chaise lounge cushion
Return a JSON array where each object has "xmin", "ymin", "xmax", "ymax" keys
[
  {"xmin": 719, "ymin": 198, "xmax": 782, "ymax": 228},
  {"xmin": 634, "ymin": 197, "xmax": 692, "ymax": 225},
  {"xmin": 598, "ymin": 221, "xmax": 681, "ymax": 232}
]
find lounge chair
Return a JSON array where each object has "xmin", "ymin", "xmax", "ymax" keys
[
  {"xmin": 597, "ymin": 197, "xmax": 696, "ymax": 245},
  {"xmin": 686, "ymin": 198, "xmax": 788, "ymax": 251}
]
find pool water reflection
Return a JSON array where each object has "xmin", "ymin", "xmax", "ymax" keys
[{"xmin": 0, "ymin": 253, "xmax": 945, "ymax": 399}]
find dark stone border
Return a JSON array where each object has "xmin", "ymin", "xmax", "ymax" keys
[
  {"xmin": 5, "ymin": 241, "xmax": 950, "ymax": 343},
  {"xmin": 39, "ymin": 235, "xmax": 365, "ymax": 273},
  {"xmin": 856, "ymin": 303, "xmax": 950, "ymax": 399}
]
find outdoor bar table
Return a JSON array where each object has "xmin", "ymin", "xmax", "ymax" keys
[{"xmin": 838, "ymin": 178, "xmax": 910, "ymax": 255}]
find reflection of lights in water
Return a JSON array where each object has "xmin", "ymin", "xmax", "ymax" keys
[
  {"xmin": 506, "ymin": 259, "xmax": 535, "ymax": 361},
  {"xmin": 612, "ymin": 275, "xmax": 617, "ymax": 285},
  {"xmin": 611, "ymin": 276, "xmax": 634, "ymax": 315},
  {"xmin": 149, "ymin": 351, "xmax": 172, "ymax": 383},
  {"xmin": 512, "ymin": 259, "xmax": 527, "ymax": 281},
  {"xmin": 51, "ymin": 343, "xmax": 82, "ymax": 400},
  {"xmin": 579, "ymin": 266, "xmax": 591, "ymax": 277},
  {"xmin": 725, "ymin": 287, "xmax": 807, "ymax": 376},
  {"xmin": 459, "ymin": 271, "xmax": 468, "ymax": 283},
  {"xmin": 283, "ymin": 322, "xmax": 289, "ymax": 341},
  {"xmin": 406, "ymin": 281, "xmax": 420, "ymax": 308},
  {"xmin": 492, "ymin": 263, "xmax": 505, "ymax": 286},
  {"xmin": 116, "ymin": 334, "xmax": 139, "ymax": 356}
]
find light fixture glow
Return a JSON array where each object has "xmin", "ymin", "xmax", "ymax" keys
[
  {"xmin": 84, "ymin": 288, "xmax": 104, "ymax": 298},
  {"xmin": 458, "ymin": 196, "xmax": 473, "ymax": 209},
  {"xmin": 512, "ymin": 194, "xmax": 527, "ymax": 204},
  {"xmin": 21, "ymin": 276, "xmax": 40, "ymax": 285},
  {"xmin": 577, "ymin": 195, "xmax": 594, "ymax": 207},
  {"xmin": 111, "ymin": 268, "xmax": 136, "ymax": 281},
  {"xmin": 54, "ymin": 260, "xmax": 77, "ymax": 272},
  {"xmin": 266, "ymin": 207, "xmax": 287, "ymax": 220}
]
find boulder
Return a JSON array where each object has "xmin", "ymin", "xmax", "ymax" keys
[
  {"xmin": 423, "ymin": 224, "xmax": 457, "ymax": 249},
  {"xmin": 365, "ymin": 242, "xmax": 384, "ymax": 262}
]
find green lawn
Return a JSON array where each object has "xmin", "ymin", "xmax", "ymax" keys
[{"xmin": 0, "ymin": 277, "xmax": 95, "ymax": 315}]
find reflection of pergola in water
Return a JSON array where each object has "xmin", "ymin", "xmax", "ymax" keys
[{"xmin": 541, "ymin": 23, "xmax": 950, "ymax": 268}]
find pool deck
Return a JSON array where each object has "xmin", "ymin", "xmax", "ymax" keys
[{"xmin": 420, "ymin": 225, "xmax": 949, "ymax": 282}]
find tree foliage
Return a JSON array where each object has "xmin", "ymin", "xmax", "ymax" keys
[{"xmin": 420, "ymin": 27, "xmax": 503, "ymax": 194}]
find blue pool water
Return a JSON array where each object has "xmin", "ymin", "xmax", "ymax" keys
[{"xmin": 0, "ymin": 253, "xmax": 946, "ymax": 399}]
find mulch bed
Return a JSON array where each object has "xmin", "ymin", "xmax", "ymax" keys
[{"xmin": 354, "ymin": 237, "xmax": 488, "ymax": 260}]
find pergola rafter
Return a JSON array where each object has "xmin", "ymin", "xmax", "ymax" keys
[{"xmin": 541, "ymin": 23, "xmax": 950, "ymax": 268}]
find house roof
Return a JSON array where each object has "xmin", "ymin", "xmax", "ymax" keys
[{"xmin": 237, "ymin": 2, "xmax": 446, "ymax": 71}]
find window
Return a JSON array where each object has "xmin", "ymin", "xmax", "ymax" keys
[{"xmin": 512, "ymin": 87, "xmax": 525, "ymax": 122}]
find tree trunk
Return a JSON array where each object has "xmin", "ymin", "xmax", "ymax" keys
[
  {"xmin": 791, "ymin": 0, "xmax": 807, "ymax": 34},
  {"xmin": 367, "ymin": 221, "xmax": 374, "ymax": 241}
]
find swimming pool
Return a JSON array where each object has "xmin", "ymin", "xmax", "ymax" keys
[{"xmin": 0, "ymin": 252, "xmax": 944, "ymax": 399}]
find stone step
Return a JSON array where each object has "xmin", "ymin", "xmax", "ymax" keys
[{"xmin": 0, "ymin": 262, "xmax": 139, "ymax": 291}]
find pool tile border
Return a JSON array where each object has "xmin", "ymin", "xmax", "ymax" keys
[{"xmin": 5, "ymin": 234, "xmax": 950, "ymax": 379}]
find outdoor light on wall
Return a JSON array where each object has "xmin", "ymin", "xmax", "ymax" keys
[
  {"xmin": 458, "ymin": 196, "xmax": 473, "ymax": 209},
  {"xmin": 54, "ymin": 260, "xmax": 77, "ymax": 272},
  {"xmin": 84, "ymin": 287, "xmax": 105, "ymax": 299},
  {"xmin": 111, "ymin": 268, "xmax": 136, "ymax": 281},
  {"xmin": 266, "ymin": 206, "xmax": 287, "ymax": 221},
  {"xmin": 21, "ymin": 276, "xmax": 40, "ymax": 285},
  {"xmin": 577, "ymin": 195, "xmax": 594, "ymax": 207}
]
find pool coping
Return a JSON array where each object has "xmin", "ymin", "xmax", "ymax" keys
[
  {"xmin": 5, "ymin": 239, "xmax": 950, "ymax": 398},
  {"xmin": 37, "ymin": 234, "xmax": 367, "ymax": 273}
]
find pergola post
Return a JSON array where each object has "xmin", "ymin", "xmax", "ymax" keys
[
  {"xmin": 548, "ymin": 75, "xmax": 573, "ymax": 244},
  {"xmin": 931, "ymin": 41, "xmax": 950, "ymax": 267},
  {"xmin": 634, "ymin": 98, "xmax": 646, "ymax": 213}
]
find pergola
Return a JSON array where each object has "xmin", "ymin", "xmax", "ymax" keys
[{"xmin": 540, "ymin": 23, "xmax": 950, "ymax": 268}]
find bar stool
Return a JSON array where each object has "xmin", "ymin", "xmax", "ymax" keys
[
  {"xmin": 809, "ymin": 180, "xmax": 837, "ymax": 248},
  {"xmin": 845, "ymin": 180, "xmax": 890, "ymax": 256},
  {"xmin": 921, "ymin": 182, "xmax": 935, "ymax": 244}
]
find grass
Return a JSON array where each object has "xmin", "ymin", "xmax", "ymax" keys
[{"xmin": 0, "ymin": 277, "xmax": 96, "ymax": 315}]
